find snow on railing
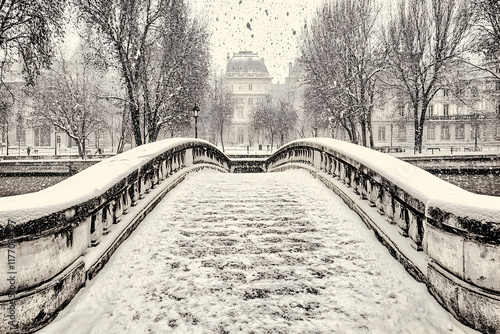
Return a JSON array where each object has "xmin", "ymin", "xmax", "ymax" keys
[
  {"xmin": 0, "ymin": 138, "xmax": 230, "ymax": 333},
  {"xmin": 266, "ymin": 138, "xmax": 500, "ymax": 334}
]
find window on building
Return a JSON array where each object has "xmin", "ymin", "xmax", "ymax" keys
[
  {"xmin": 238, "ymin": 86, "xmax": 242, "ymax": 91},
  {"xmin": 456, "ymin": 123, "xmax": 465, "ymax": 139},
  {"xmin": 496, "ymin": 81, "xmax": 500, "ymax": 91},
  {"xmin": 398, "ymin": 106, "xmax": 405, "ymax": 117},
  {"xmin": 249, "ymin": 83, "xmax": 253, "ymax": 91},
  {"xmin": 443, "ymin": 104, "xmax": 449, "ymax": 116},
  {"xmin": 428, "ymin": 105, "xmax": 434, "ymax": 116},
  {"xmin": 377, "ymin": 126, "xmax": 386, "ymax": 141},
  {"xmin": 34, "ymin": 126, "xmax": 51, "ymax": 146},
  {"xmin": 441, "ymin": 124, "xmax": 450, "ymax": 140},
  {"xmin": 442, "ymin": 88, "xmax": 449, "ymax": 97},
  {"xmin": 235, "ymin": 107, "xmax": 244, "ymax": 119},
  {"xmin": 398, "ymin": 126, "xmax": 407, "ymax": 141},
  {"xmin": 427, "ymin": 124, "xmax": 436, "ymax": 140},
  {"xmin": 248, "ymin": 98, "xmax": 253, "ymax": 105}
]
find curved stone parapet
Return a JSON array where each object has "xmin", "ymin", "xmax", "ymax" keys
[
  {"xmin": 266, "ymin": 138, "xmax": 500, "ymax": 334},
  {"xmin": 0, "ymin": 138, "xmax": 230, "ymax": 333}
]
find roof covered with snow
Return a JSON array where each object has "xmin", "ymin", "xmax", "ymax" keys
[{"xmin": 226, "ymin": 51, "xmax": 269, "ymax": 75}]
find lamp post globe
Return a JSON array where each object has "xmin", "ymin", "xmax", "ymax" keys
[{"xmin": 192, "ymin": 104, "xmax": 200, "ymax": 138}]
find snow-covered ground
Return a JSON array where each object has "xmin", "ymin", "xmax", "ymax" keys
[{"xmin": 38, "ymin": 169, "xmax": 476, "ymax": 334}]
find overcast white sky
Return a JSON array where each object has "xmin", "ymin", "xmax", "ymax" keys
[
  {"xmin": 187, "ymin": 0, "xmax": 392, "ymax": 83},
  {"xmin": 187, "ymin": 0, "xmax": 325, "ymax": 83}
]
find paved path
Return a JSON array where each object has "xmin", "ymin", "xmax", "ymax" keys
[{"xmin": 40, "ymin": 170, "xmax": 473, "ymax": 334}]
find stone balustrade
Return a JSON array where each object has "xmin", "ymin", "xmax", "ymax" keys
[
  {"xmin": 266, "ymin": 138, "xmax": 500, "ymax": 334},
  {"xmin": 0, "ymin": 139, "xmax": 230, "ymax": 333}
]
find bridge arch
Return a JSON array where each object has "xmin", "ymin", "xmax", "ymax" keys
[
  {"xmin": 265, "ymin": 138, "xmax": 500, "ymax": 334},
  {"xmin": 0, "ymin": 139, "xmax": 231, "ymax": 333}
]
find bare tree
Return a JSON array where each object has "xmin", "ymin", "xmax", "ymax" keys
[
  {"xmin": 383, "ymin": 0, "xmax": 472, "ymax": 153},
  {"xmin": 299, "ymin": 0, "xmax": 382, "ymax": 147},
  {"xmin": 75, "ymin": 0, "xmax": 210, "ymax": 147},
  {"xmin": 145, "ymin": 2, "xmax": 210, "ymax": 142},
  {"xmin": 250, "ymin": 97, "xmax": 297, "ymax": 151},
  {"xmin": 468, "ymin": 0, "xmax": 500, "ymax": 77},
  {"xmin": 203, "ymin": 73, "xmax": 234, "ymax": 152},
  {"xmin": 31, "ymin": 58, "xmax": 108, "ymax": 157},
  {"xmin": 0, "ymin": 0, "xmax": 66, "ymax": 86},
  {"xmin": 0, "ymin": 85, "xmax": 17, "ymax": 154}
]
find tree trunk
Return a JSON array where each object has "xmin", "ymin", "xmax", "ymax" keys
[
  {"xmin": 76, "ymin": 140, "xmax": 85, "ymax": 158},
  {"xmin": 367, "ymin": 121, "xmax": 374, "ymax": 149},
  {"xmin": 117, "ymin": 137, "xmax": 125, "ymax": 154},
  {"xmin": 343, "ymin": 123, "xmax": 353, "ymax": 143},
  {"xmin": 117, "ymin": 47, "xmax": 142, "ymax": 147},
  {"xmin": 349, "ymin": 116, "xmax": 358, "ymax": 144},
  {"xmin": 360, "ymin": 116, "xmax": 367, "ymax": 147},
  {"xmin": 149, "ymin": 125, "xmax": 159, "ymax": 143},
  {"xmin": 129, "ymin": 100, "xmax": 142, "ymax": 147},
  {"xmin": 416, "ymin": 104, "xmax": 429, "ymax": 154},
  {"xmin": 414, "ymin": 117, "xmax": 422, "ymax": 153}
]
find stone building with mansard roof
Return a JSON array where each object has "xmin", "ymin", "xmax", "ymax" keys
[{"xmin": 224, "ymin": 51, "xmax": 273, "ymax": 149}]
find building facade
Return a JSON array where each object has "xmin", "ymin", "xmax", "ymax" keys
[
  {"xmin": 224, "ymin": 51, "xmax": 273, "ymax": 148},
  {"xmin": 0, "ymin": 78, "xmax": 119, "ymax": 157},
  {"xmin": 373, "ymin": 78, "xmax": 500, "ymax": 152}
]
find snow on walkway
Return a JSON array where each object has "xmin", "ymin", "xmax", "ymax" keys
[{"xmin": 39, "ymin": 169, "xmax": 473, "ymax": 334}]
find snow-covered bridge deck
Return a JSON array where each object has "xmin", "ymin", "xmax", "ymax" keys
[{"xmin": 39, "ymin": 170, "xmax": 473, "ymax": 334}]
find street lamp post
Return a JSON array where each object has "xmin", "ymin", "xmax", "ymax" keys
[{"xmin": 192, "ymin": 104, "xmax": 200, "ymax": 138}]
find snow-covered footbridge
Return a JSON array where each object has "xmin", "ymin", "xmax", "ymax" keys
[{"xmin": 1, "ymin": 139, "xmax": 499, "ymax": 333}]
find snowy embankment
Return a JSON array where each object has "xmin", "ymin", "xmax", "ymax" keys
[{"xmin": 38, "ymin": 170, "xmax": 476, "ymax": 334}]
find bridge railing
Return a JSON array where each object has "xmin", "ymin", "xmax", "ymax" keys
[
  {"xmin": 0, "ymin": 138, "xmax": 230, "ymax": 333},
  {"xmin": 266, "ymin": 138, "xmax": 500, "ymax": 334}
]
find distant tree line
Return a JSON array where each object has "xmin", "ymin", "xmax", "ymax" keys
[
  {"xmin": 298, "ymin": 0, "xmax": 500, "ymax": 153},
  {"xmin": 1, "ymin": 0, "xmax": 500, "ymax": 155}
]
